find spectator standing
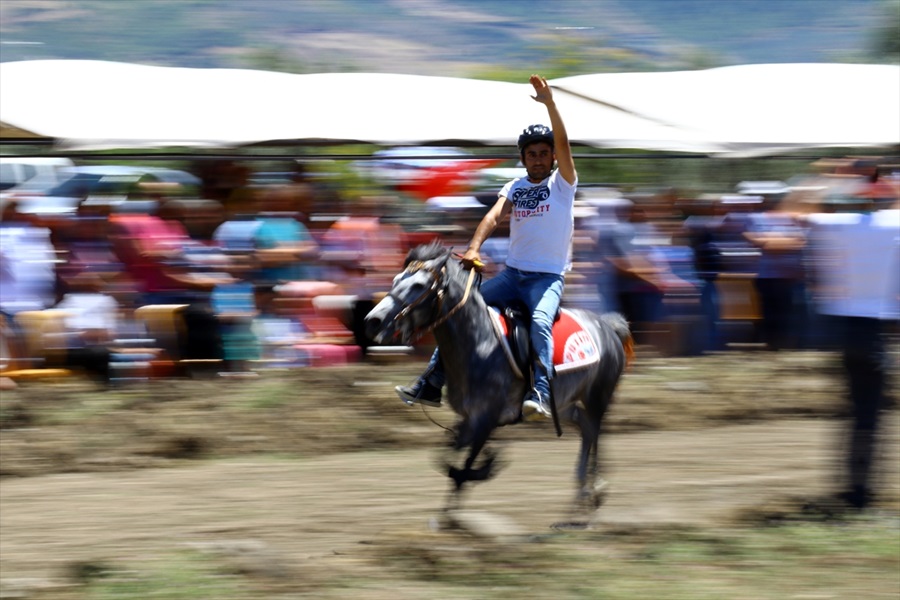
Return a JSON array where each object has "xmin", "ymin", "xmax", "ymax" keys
[
  {"xmin": 603, "ymin": 201, "xmax": 695, "ymax": 345},
  {"xmin": 210, "ymin": 166, "xmax": 321, "ymax": 370},
  {"xmin": 743, "ymin": 187, "xmax": 809, "ymax": 350},
  {"xmin": 109, "ymin": 211, "xmax": 230, "ymax": 367},
  {"xmin": 805, "ymin": 195, "xmax": 899, "ymax": 510},
  {"xmin": 235, "ymin": 172, "xmax": 321, "ymax": 287},
  {"xmin": 565, "ymin": 194, "xmax": 624, "ymax": 315},
  {"xmin": 0, "ymin": 200, "xmax": 57, "ymax": 317},
  {"xmin": 682, "ymin": 199, "xmax": 727, "ymax": 352},
  {"xmin": 53, "ymin": 200, "xmax": 125, "ymax": 304}
]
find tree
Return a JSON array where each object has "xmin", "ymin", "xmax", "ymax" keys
[
  {"xmin": 239, "ymin": 47, "xmax": 310, "ymax": 74},
  {"xmin": 869, "ymin": 0, "xmax": 900, "ymax": 64}
]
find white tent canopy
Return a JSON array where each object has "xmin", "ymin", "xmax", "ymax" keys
[
  {"xmin": 0, "ymin": 60, "xmax": 897, "ymax": 156},
  {"xmin": 553, "ymin": 63, "xmax": 900, "ymax": 157}
]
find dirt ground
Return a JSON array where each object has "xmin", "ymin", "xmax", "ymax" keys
[{"xmin": 1, "ymin": 349, "xmax": 898, "ymax": 597}]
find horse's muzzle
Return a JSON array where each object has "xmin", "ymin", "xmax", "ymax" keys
[
  {"xmin": 363, "ymin": 314, "xmax": 386, "ymax": 343},
  {"xmin": 363, "ymin": 297, "xmax": 397, "ymax": 344}
]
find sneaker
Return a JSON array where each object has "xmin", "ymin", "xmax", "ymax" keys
[
  {"xmin": 522, "ymin": 390, "xmax": 551, "ymax": 421},
  {"xmin": 395, "ymin": 378, "xmax": 442, "ymax": 407}
]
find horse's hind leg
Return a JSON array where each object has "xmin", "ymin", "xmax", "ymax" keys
[
  {"xmin": 575, "ymin": 407, "xmax": 609, "ymax": 512},
  {"xmin": 574, "ymin": 411, "xmax": 599, "ymax": 508}
]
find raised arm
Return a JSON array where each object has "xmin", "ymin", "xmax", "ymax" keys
[{"xmin": 530, "ymin": 74, "xmax": 576, "ymax": 185}]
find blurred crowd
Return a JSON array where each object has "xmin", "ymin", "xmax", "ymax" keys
[
  {"xmin": 568, "ymin": 157, "xmax": 899, "ymax": 354},
  {"xmin": 0, "ymin": 154, "xmax": 898, "ymax": 388}
]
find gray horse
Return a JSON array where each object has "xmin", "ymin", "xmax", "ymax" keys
[{"xmin": 364, "ymin": 242, "xmax": 632, "ymax": 514}]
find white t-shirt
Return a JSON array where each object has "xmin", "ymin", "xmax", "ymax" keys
[
  {"xmin": 55, "ymin": 293, "xmax": 120, "ymax": 333},
  {"xmin": 0, "ymin": 225, "xmax": 56, "ymax": 314},
  {"xmin": 500, "ymin": 169, "xmax": 577, "ymax": 275},
  {"xmin": 806, "ymin": 209, "xmax": 900, "ymax": 320}
]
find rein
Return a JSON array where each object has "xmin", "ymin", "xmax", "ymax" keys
[
  {"xmin": 430, "ymin": 265, "xmax": 478, "ymax": 330},
  {"xmin": 392, "ymin": 258, "xmax": 479, "ymax": 343}
]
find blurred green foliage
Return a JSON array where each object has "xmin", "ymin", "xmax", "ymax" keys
[{"xmin": 0, "ymin": 0, "xmax": 894, "ymax": 71}]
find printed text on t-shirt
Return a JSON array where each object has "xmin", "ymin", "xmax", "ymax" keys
[{"xmin": 511, "ymin": 185, "xmax": 550, "ymax": 218}]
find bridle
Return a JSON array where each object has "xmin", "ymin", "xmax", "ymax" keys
[{"xmin": 388, "ymin": 257, "xmax": 479, "ymax": 343}]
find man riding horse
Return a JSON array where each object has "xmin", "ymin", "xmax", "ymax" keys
[{"xmin": 397, "ymin": 74, "xmax": 577, "ymax": 421}]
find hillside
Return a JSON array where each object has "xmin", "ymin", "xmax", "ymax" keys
[{"xmin": 0, "ymin": 0, "xmax": 890, "ymax": 76}]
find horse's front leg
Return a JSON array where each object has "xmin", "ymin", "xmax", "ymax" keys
[{"xmin": 444, "ymin": 414, "xmax": 498, "ymax": 512}]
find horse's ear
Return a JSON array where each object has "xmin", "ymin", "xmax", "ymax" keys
[{"xmin": 435, "ymin": 247, "xmax": 453, "ymax": 270}]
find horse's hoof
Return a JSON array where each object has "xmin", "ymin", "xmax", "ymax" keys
[
  {"xmin": 591, "ymin": 479, "xmax": 610, "ymax": 509},
  {"xmin": 429, "ymin": 515, "xmax": 457, "ymax": 532}
]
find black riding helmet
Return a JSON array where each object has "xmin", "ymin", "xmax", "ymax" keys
[{"xmin": 517, "ymin": 124, "xmax": 554, "ymax": 158}]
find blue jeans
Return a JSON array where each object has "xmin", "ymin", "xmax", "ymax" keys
[{"xmin": 424, "ymin": 266, "xmax": 565, "ymax": 399}]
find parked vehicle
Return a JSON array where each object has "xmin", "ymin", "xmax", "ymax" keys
[
  {"xmin": 0, "ymin": 156, "xmax": 75, "ymax": 192},
  {"xmin": 3, "ymin": 164, "xmax": 201, "ymax": 217}
]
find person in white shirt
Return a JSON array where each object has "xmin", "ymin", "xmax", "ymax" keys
[
  {"xmin": 806, "ymin": 199, "xmax": 900, "ymax": 510},
  {"xmin": 397, "ymin": 74, "xmax": 577, "ymax": 421}
]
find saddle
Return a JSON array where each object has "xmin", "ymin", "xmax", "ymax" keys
[
  {"xmin": 490, "ymin": 302, "xmax": 600, "ymax": 380},
  {"xmin": 501, "ymin": 303, "xmax": 533, "ymax": 377},
  {"xmin": 496, "ymin": 301, "xmax": 564, "ymax": 379}
]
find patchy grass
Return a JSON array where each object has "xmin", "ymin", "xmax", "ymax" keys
[
  {"xmin": 3, "ymin": 350, "xmax": 883, "ymax": 479},
  {"xmin": 57, "ymin": 519, "xmax": 899, "ymax": 600},
  {"xmin": 78, "ymin": 552, "xmax": 250, "ymax": 600},
  {"xmin": 1, "ymin": 349, "xmax": 898, "ymax": 600},
  {"xmin": 352, "ymin": 519, "xmax": 900, "ymax": 600}
]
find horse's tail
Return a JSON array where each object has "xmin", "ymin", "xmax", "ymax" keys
[{"xmin": 600, "ymin": 312, "xmax": 635, "ymax": 369}]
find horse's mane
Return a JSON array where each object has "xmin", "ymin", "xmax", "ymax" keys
[
  {"xmin": 403, "ymin": 242, "xmax": 475, "ymax": 302},
  {"xmin": 404, "ymin": 241, "xmax": 451, "ymax": 266}
]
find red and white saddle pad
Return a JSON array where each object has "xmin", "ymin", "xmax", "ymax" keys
[{"xmin": 488, "ymin": 307, "xmax": 600, "ymax": 376}]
